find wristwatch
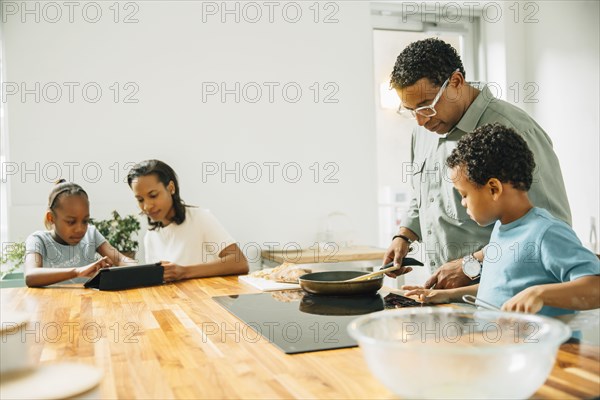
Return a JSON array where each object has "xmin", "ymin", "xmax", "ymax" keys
[{"xmin": 462, "ymin": 254, "xmax": 482, "ymax": 280}]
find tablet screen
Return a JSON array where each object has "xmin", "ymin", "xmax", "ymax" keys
[{"xmin": 84, "ymin": 263, "xmax": 162, "ymax": 288}]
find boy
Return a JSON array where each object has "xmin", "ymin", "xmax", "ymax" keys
[{"xmin": 404, "ymin": 123, "xmax": 599, "ymax": 316}]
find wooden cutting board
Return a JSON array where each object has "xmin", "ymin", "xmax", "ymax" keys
[
  {"xmin": 238, "ymin": 275, "xmax": 300, "ymax": 291},
  {"xmin": 261, "ymin": 245, "xmax": 386, "ymax": 264}
]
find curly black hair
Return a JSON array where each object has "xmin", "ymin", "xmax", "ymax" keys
[
  {"xmin": 446, "ymin": 123, "xmax": 536, "ymax": 191},
  {"xmin": 390, "ymin": 38, "xmax": 465, "ymax": 89}
]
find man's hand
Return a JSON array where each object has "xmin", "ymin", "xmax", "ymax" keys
[
  {"xmin": 424, "ymin": 258, "xmax": 472, "ymax": 289},
  {"xmin": 382, "ymin": 237, "xmax": 412, "ymax": 277}
]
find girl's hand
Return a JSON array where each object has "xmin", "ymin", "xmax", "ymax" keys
[
  {"xmin": 160, "ymin": 261, "xmax": 185, "ymax": 282},
  {"xmin": 401, "ymin": 285, "xmax": 450, "ymax": 304},
  {"xmin": 76, "ymin": 256, "xmax": 112, "ymax": 277},
  {"xmin": 502, "ymin": 286, "xmax": 544, "ymax": 314}
]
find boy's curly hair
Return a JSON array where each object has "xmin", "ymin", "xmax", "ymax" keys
[
  {"xmin": 390, "ymin": 38, "xmax": 465, "ymax": 89},
  {"xmin": 446, "ymin": 123, "xmax": 536, "ymax": 191}
]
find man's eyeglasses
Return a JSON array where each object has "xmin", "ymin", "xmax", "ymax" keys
[{"xmin": 397, "ymin": 69, "xmax": 458, "ymax": 119}]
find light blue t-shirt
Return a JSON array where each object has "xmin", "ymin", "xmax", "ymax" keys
[
  {"xmin": 478, "ymin": 207, "xmax": 600, "ymax": 317},
  {"xmin": 25, "ymin": 226, "xmax": 107, "ymax": 284}
]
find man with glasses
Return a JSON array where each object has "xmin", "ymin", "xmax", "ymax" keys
[{"xmin": 383, "ymin": 38, "xmax": 571, "ymax": 290}]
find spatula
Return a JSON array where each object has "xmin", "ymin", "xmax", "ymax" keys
[{"xmin": 346, "ymin": 258, "xmax": 424, "ymax": 282}]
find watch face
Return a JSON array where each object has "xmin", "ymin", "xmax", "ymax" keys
[{"xmin": 463, "ymin": 259, "xmax": 481, "ymax": 278}]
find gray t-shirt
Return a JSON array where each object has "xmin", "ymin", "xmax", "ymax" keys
[{"xmin": 25, "ymin": 226, "xmax": 107, "ymax": 283}]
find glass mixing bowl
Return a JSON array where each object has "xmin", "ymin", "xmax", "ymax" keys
[{"xmin": 347, "ymin": 307, "xmax": 571, "ymax": 399}]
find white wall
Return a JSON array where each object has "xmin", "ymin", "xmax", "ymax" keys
[
  {"xmin": 525, "ymin": 1, "xmax": 599, "ymax": 247},
  {"xmin": 1, "ymin": 2, "xmax": 379, "ymax": 267},
  {"xmin": 2, "ymin": 1, "xmax": 598, "ymax": 268},
  {"xmin": 480, "ymin": 0, "xmax": 599, "ymax": 248}
]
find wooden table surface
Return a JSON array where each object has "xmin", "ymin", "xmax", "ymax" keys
[
  {"xmin": 1, "ymin": 276, "xmax": 599, "ymax": 399},
  {"xmin": 261, "ymin": 245, "xmax": 387, "ymax": 264}
]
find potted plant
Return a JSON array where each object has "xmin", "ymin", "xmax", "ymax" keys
[
  {"xmin": 90, "ymin": 211, "xmax": 141, "ymax": 259},
  {"xmin": 1, "ymin": 241, "xmax": 26, "ymax": 288}
]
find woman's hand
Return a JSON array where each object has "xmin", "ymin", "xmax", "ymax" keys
[
  {"xmin": 160, "ymin": 261, "xmax": 186, "ymax": 282},
  {"xmin": 502, "ymin": 286, "xmax": 544, "ymax": 314},
  {"xmin": 76, "ymin": 256, "xmax": 112, "ymax": 277},
  {"xmin": 401, "ymin": 285, "xmax": 451, "ymax": 304}
]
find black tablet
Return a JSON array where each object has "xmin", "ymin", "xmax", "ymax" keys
[{"xmin": 84, "ymin": 263, "xmax": 164, "ymax": 290}]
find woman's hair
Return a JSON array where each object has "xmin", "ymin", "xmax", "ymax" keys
[
  {"xmin": 45, "ymin": 179, "xmax": 89, "ymax": 229},
  {"xmin": 126, "ymin": 160, "xmax": 187, "ymax": 230}
]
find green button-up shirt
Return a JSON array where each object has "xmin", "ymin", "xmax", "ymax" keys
[{"xmin": 401, "ymin": 85, "xmax": 572, "ymax": 272}]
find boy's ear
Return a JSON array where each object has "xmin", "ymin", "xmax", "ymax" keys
[{"xmin": 487, "ymin": 178, "xmax": 503, "ymax": 199}]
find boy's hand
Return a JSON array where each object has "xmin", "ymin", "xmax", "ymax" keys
[
  {"xmin": 76, "ymin": 256, "xmax": 112, "ymax": 277},
  {"xmin": 502, "ymin": 286, "xmax": 544, "ymax": 314},
  {"xmin": 401, "ymin": 285, "xmax": 450, "ymax": 304},
  {"xmin": 160, "ymin": 261, "xmax": 185, "ymax": 282}
]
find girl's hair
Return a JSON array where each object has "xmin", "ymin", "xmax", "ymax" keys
[
  {"xmin": 126, "ymin": 160, "xmax": 187, "ymax": 231},
  {"xmin": 45, "ymin": 180, "xmax": 89, "ymax": 229}
]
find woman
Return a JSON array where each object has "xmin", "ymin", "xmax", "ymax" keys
[{"xmin": 127, "ymin": 160, "xmax": 248, "ymax": 282}]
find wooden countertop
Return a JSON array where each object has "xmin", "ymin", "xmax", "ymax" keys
[
  {"xmin": 261, "ymin": 245, "xmax": 387, "ymax": 264},
  {"xmin": 1, "ymin": 277, "xmax": 599, "ymax": 399}
]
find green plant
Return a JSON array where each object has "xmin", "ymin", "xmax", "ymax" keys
[
  {"xmin": 1, "ymin": 242, "xmax": 26, "ymax": 279},
  {"xmin": 90, "ymin": 211, "xmax": 141, "ymax": 254}
]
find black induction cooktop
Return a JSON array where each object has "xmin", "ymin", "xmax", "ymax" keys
[{"xmin": 212, "ymin": 290, "xmax": 421, "ymax": 354}]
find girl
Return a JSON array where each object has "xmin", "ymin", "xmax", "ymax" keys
[
  {"xmin": 127, "ymin": 160, "xmax": 248, "ymax": 282},
  {"xmin": 24, "ymin": 180, "xmax": 136, "ymax": 287}
]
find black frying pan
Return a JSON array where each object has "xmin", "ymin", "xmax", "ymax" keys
[{"xmin": 298, "ymin": 258, "xmax": 424, "ymax": 296}]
